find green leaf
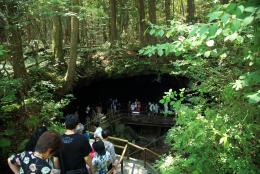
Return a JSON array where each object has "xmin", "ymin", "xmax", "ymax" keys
[
  {"xmin": 246, "ymin": 90, "xmax": 260, "ymax": 104},
  {"xmin": 199, "ymin": 25, "xmax": 208, "ymax": 36},
  {"xmin": 244, "ymin": 7, "xmax": 256, "ymax": 13},
  {"xmin": 208, "ymin": 11, "xmax": 223, "ymax": 22},
  {"xmin": 208, "ymin": 23, "xmax": 219, "ymax": 38},
  {"xmin": 158, "ymin": 30, "xmax": 164, "ymax": 37},
  {"xmin": 231, "ymin": 20, "xmax": 241, "ymax": 32},
  {"xmin": 221, "ymin": 13, "xmax": 230, "ymax": 24},
  {"xmin": 219, "ymin": 136, "xmax": 228, "ymax": 147},
  {"xmin": 149, "ymin": 29, "xmax": 156, "ymax": 36},
  {"xmin": 243, "ymin": 16, "xmax": 254, "ymax": 26},
  {"xmin": 224, "ymin": 32, "xmax": 238, "ymax": 42},
  {"xmin": 158, "ymin": 48, "xmax": 164, "ymax": 56},
  {"xmin": 237, "ymin": 5, "xmax": 245, "ymax": 14},
  {"xmin": 204, "ymin": 51, "xmax": 211, "ymax": 58}
]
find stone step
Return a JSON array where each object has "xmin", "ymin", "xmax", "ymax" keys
[{"xmin": 114, "ymin": 157, "xmax": 158, "ymax": 174}]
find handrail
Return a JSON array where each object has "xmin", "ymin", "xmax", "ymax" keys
[
  {"xmin": 130, "ymin": 135, "xmax": 164, "ymax": 157},
  {"xmin": 107, "ymin": 144, "xmax": 128, "ymax": 174},
  {"xmin": 87, "ymin": 131, "xmax": 160, "ymax": 173}
]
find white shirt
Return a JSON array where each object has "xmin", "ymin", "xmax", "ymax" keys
[{"xmin": 94, "ymin": 127, "xmax": 103, "ymax": 139}]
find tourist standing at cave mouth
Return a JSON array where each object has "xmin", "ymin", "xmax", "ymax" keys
[
  {"xmin": 102, "ymin": 129, "xmax": 117, "ymax": 172},
  {"xmin": 8, "ymin": 131, "xmax": 62, "ymax": 174},
  {"xmin": 136, "ymin": 99, "xmax": 141, "ymax": 113},
  {"xmin": 92, "ymin": 140, "xmax": 112, "ymax": 174},
  {"xmin": 94, "ymin": 122, "xmax": 103, "ymax": 139},
  {"xmin": 53, "ymin": 114, "xmax": 93, "ymax": 174}
]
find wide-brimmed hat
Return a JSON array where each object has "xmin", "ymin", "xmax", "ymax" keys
[{"xmin": 92, "ymin": 140, "xmax": 106, "ymax": 156}]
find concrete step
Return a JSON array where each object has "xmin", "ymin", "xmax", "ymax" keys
[{"xmin": 114, "ymin": 157, "xmax": 158, "ymax": 174}]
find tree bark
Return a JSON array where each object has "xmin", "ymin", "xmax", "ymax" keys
[
  {"xmin": 172, "ymin": 0, "xmax": 175, "ymax": 18},
  {"xmin": 165, "ymin": 0, "xmax": 171, "ymax": 25},
  {"xmin": 187, "ymin": 0, "xmax": 195, "ymax": 22},
  {"xmin": 220, "ymin": 0, "xmax": 229, "ymax": 4},
  {"xmin": 52, "ymin": 14, "xmax": 64, "ymax": 64},
  {"xmin": 5, "ymin": 1, "xmax": 30, "ymax": 93},
  {"xmin": 0, "ymin": 16, "xmax": 6, "ymax": 43},
  {"xmin": 148, "ymin": 0, "xmax": 156, "ymax": 24},
  {"xmin": 109, "ymin": 0, "xmax": 117, "ymax": 43},
  {"xmin": 64, "ymin": 16, "xmax": 71, "ymax": 45},
  {"xmin": 180, "ymin": 0, "xmax": 185, "ymax": 17},
  {"xmin": 148, "ymin": 0, "xmax": 157, "ymax": 43},
  {"xmin": 138, "ymin": 0, "xmax": 146, "ymax": 44},
  {"xmin": 63, "ymin": 0, "xmax": 79, "ymax": 93}
]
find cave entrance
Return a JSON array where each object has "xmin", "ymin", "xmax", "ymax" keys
[{"xmin": 67, "ymin": 73, "xmax": 190, "ymax": 122}]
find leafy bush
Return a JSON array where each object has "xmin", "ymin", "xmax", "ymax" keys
[{"xmin": 141, "ymin": 1, "xmax": 260, "ymax": 173}]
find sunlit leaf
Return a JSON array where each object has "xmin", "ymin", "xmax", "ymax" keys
[
  {"xmin": 246, "ymin": 90, "xmax": 260, "ymax": 104},
  {"xmin": 206, "ymin": 40, "xmax": 215, "ymax": 47},
  {"xmin": 243, "ymin": 16, "xmax": 254, "ymax": 26}
]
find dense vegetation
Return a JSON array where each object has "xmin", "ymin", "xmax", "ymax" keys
[
  {"xmin": 140, "ymin": 0, "xmax": 260, "ymax": 173},
  {"xmin": 0, "ymin": 0, "xmax": 259, "ymax": 173}
]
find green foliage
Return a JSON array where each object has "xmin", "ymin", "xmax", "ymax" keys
[{"xmin": 140, "ymin": 1, "xmax": 260, "ymax": 173}]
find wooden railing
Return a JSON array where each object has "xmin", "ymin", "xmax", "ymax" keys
[{"xmin": 105, "ymin": 135, "xmax": 160, "ymax": 174}]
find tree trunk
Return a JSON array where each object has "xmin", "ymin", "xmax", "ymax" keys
[
  {"xmin": 148, "ymin": 0, "xmax": 156, "ymax": 24},
  {"xmin": 0, "ymin": 16, "xmax": 6, "ymax": 43},
  {"xmin": 9, "ymin": 26, "xmax": 28, "ymax": 82},
  {"xmin": 180, "ymin": 0, "xmax": 185, "ymax": 17},
  {"xmin": 6, "ymin": 1, "xmax": 30, "ymax": 94},
  {"xmin": 172, "ymin": 0, "xmax": 175, "ymax": 18},
  {"xmin": 165, "ymin": 0, "xmax": 171, "ymax": 25},
  {"xmin": 118, "ymin": 0, "xmax": 129, "ymax": 34},
  {"xmin": 64, "ymin": 16, "xmax": 71, "ymax": 45},
  {"xmin": 109, "ymin": 0, "xmax": 117, "ymax": 43},
  {"xmin": 187, "ymin": 0, "xmax": 195, "ymax": 22},
  {"xmin": 63, "ymin": 0, "xmax": 79, "ymax": 93},
  {"xmin": 220, "ymin": 0, "xmax": 229, "ymax": 4},
  {"xmin": 138, "ymin": 0, "xmax": 146, "ymax": 44},
  {"xmin": 52, "ymin": 14, "xmax": 64, "ymax": 64},
  {"xmin": 148, "ymin": 0, "xmax": 156, "ymax": 43}
]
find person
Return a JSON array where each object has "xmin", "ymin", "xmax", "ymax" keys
[
  {"xmin": 101, "ymin": 130, "xmax": 117, "ymax": 171},
  {"xmin": 94, "ymin": 122, "xmax": 102, "ymax": 139},
  {"xmin": 53, "ymin": 114, "xmax": 93, "ymax": 174},
  {"xmin": 92, "ymin": 140, "xmax": 112, "ymax": 174},
  {"xmin": 75, "ymin": 123, "xmax": 90, "ymax": 141},
  {"xmin": 25, "ymin": 126, "xmax": 48, "ymax": 151},
  {"xmin": 8, "ymin": 131, "xmax": 62, "ymax": 174}
]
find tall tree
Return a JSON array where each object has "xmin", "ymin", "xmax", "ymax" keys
[
  {"xmin": 2, "ymin": 1, "xmax": 30, "ymax": 93},
  {"xmin": 109, "ymin": 0, "xmax": 117, "ymax": 43},
  {"xmin": 165, "ymin": 0, "xmax": 171, "ymax": 25},
  {"xmin": 63, "ymin": 0, "xmax": 79, "ymax": 92},
  {"xmin": 172, "ymin": 0, "xmax": 175, "ymax": 18},
  {"xmin": 137, "ymin": 0, "xmax": 146, "ymax": 44},
  {"xmin": 187, "ymin": 0, "xmax": 195, "ymax": 22},
  {"xmin": 64, "ymin": 16, "xmax": 71, "ymax": 44},
  {"xmin": 148, "ymin": 0, "xmax": 156, "ymax": 24},
  {"xmin": 118, "ymin": 0, "xmax": 129, "ymax": 34},
  {"xmin": 148, "ymin": 0, "xmax": 157, "ymax": 43},
  {"xmin": 52, "ymin": 11, "xmax": 64, "ymax": 64},
  {"xmin": 180, "ymin": 0, "xmax": 185, "ymax": 17}
]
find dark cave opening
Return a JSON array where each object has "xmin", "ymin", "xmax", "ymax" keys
[{"xmin": 65, "ymin": 73, "xmax": 190, "ymax": 123}]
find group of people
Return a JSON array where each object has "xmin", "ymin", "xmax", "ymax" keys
[
  {"xmin": 8, "ymin": 115, "xmax": 117, "ymax": 174},
  {"xmin": 129, "ymin": 99, "xmax": 142, "ymax": 114}
]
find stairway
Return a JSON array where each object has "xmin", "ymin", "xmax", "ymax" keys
[{"xmin": 114, "ymin": 157, "xmax": 158, "ymax": 174}]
